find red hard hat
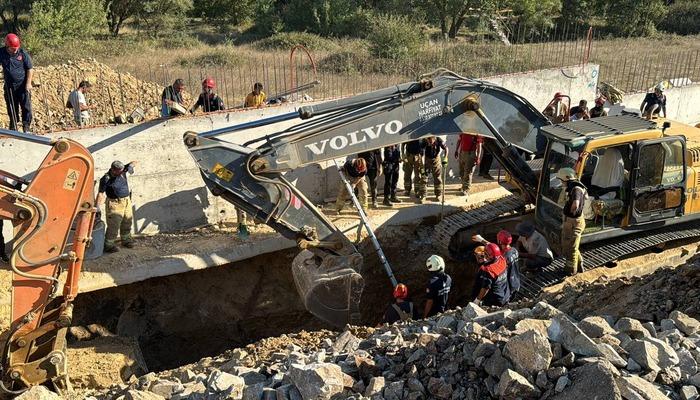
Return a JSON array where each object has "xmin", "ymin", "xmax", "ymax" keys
[
  {"xmin": 5, "ymin": 33, "xmax": 19, "ymax": 48},
  {"xmin": 554, "ymin": 92, "xmax": 563, "ymax": 99},
  {"xmin": 485, "ymin": 243, "xmax": 502, "ymax": 258},
  {"xmin": 496, "ymin": 230, "xmax": 512, "ymax": 246},
  {"xmin": 595, "ymin": 96, "xmax": 606, "ymax": 106},
  {"xmin": 203, "ymin": 77, "xmax": 215, "ymax": 89},
  {"xmin": 393, "ymin": 283, "xmax": 408, "ymax": 299}
]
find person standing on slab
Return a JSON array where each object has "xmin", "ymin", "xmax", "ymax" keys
[
  {"xmin": 0, "ymin": 33, "xmax": 33, "ymax": 132},
  {"xmin": 358, "ymin": 149, "xmax": 382, "ymax": 209},
  {"xmin": 382, "ymin": 144, "xmax": 401, "ymax": 207},
  {"xmin": 455, "ymin": 133, "xmax": 482, "ymax": 200},
  {"xmin": 97, "ymin": 160, "xmax": 137, "ymax": 253}
]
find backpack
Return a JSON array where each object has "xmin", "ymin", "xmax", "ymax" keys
[{"xmin": 391, "ymin": 303, "xmax": 413, "ymax": 322}]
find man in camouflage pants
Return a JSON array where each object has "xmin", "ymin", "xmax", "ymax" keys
[
  {"xmin": 424, "ymin": 136, "xmax": 448, "ymax": 202},
  {"xmin": 402, "ymin": 139, "xmax": 427, "ymax": 203}
]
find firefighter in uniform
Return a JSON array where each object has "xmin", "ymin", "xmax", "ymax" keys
[
  {"xmin": 424, "ymin": 136, "xmax": 448, "ymax": 202},
  {"xmin": 471, "ymin": 243, "xmax": 510, "ymax": 307},
  {"xmin": 424, "ymin": 254, "xmax": 451, "ymax": 318},
  {"xmin": 402, "ymin": 139, "xmax": 427, "ymax": 203},
  {"xmin": 558, "ymin": 167, "xmax": 587, "ymax": 275},
  {"xmin": 382, "ymin": 283, "xmax": 418, "ymax": 324}
]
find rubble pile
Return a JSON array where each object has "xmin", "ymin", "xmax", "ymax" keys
[
  {"xmin": 89, "ymin": 300, "xmax": 700, "ymax": 400},
  {"xmin": 2, "ymin": 59, "xmax": 193, "ymax": 132},
  {"xmin": 542, "ymin": 257, "xmax": 700, "ymax": 322}
]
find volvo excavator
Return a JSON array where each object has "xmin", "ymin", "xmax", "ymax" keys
[
  {"xmin": 183, "ymin": 68, "xmax": 700, "ymax": 328},
  {"xmin": 3, "ymin": 69, "xmax": 700, "ymax": 393}
]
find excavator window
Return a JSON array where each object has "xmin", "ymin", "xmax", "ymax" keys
[
  {"xmin": 541, "ymin": 142, "xmax": 579, "ymax": 205},
  {"xmin": 633, "ymin": 139, "xmax": 685, "ymax": 214}
]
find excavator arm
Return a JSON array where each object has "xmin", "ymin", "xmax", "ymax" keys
[
  {"xmin": 184, "ymin": 69, "xmax": 550, "ymax": 326},
  {"xmin": 0, "ymin": 131, "xmax": 95, "ymax": 394}
]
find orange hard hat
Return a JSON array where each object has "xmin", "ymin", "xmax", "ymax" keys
[
  {"xmin": 5, "ymin": 33, "xmax": 19, "ymax": 48},
  {"xmin": 203, "ymin": 77, "xmax": 216, "ymax": 89},
  {"xmin": 393, "ymin": 283, "xmax": 408, "ymax": 299},
  {"xmin": 485, "ymin": 243, "xmax": 502, "ymax": 258}
]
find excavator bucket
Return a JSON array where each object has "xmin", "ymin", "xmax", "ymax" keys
[{"xmin": 291, "ymin": 249, "xmax": 364, "ymax": 327}]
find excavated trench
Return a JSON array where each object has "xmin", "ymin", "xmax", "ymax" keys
[{"xmin": 71, "ymin": 223, "xmax": 480, "ymax": 373}]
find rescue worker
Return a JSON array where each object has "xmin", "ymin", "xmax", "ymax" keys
[
  {"xmin": 557, "ymin": 167, "xmax": 587, "ymax": 275},
  {"xmin": 471, "ymin": 244, "xmax": 510, "ymax": 307},
  {"xmin": 590, "ymin": 97, "xmax": 608, "ymax": 118},
  {"xmin": 550, "ymin": 92, "xmax": 569, "ymax": 123},
  {"xmin": 402, "ymin": 139, "xmax": 427, "ymax": 203},
  {"xmin": 569, "ymin": 99, "xmax": 588, "ymax": 118},
  {"xmin": 515, "ymin": 221, "xmax": 553, "ymax": 272},
  {"xmin": 161, "ymin": 79, "xmax": 185, "ymax": 117},
  {"xmin": 97, "ymin": 161, "xmax": 138, "ymax": 253},
  {"xmin": 423, "ymin": 136, "xmax": 448, "ymax": 202},
  {"xmin": 640, "ymin": 85, "xmax": 667, "ymax": 120},
  {"xmin": 472, "ymin": 230, "xmax": 520, "ymax": 301},
  {"xmin": 454, "ymin": 133, "xmax": 482, "ymax": 199},
  {"xmin": 244, "ymin": 82, "xmax": 266, "ymax": 108},
  {"xmin": 358, "ymin": 149, "xmax": 382, "ymax": 209},
  {"xmin": 382, "ymin": 283, "xmax": 418, "ymax": 324},
  {"xmin": 190, "ymin": 77, "xmax": 225, "ymax": 114},
  {"xmin": 424, "ymin": 254, "xmax": 451, "ymax": 318},
  {"xmin": 0, "ymin": 33, "xmax": 33, "ymax": 132},
  {"xmin": 382, "ymin": 144, "xmax": 402, "ymax": 207},
  {"xmin": 335, "ymin": 158, "xmax": 368, "ymax": 213},
  {"xmin": 478, "ymin": 148, "xmax": 495, "ymax": 180}
]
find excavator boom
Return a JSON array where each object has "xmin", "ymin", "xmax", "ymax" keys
[
  {"xmin": 0, "ymin": 130, "xmax": 96, "ymax": 394},
  {"xmin": 185, "ymin": 69, "xmax": 550, "ymax": 327}
]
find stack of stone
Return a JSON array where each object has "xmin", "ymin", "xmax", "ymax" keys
[{"xmin": 83, "ymin": 301, "xmax": 700, "ymax": 400}]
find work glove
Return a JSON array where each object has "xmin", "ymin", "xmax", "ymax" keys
[
  {"xmin": 472, "ymin": 299, "xmax": 481, "ymax": 306},
  {"xmin": 471, "ymin": 234, "xmax": 486, "ymax": 243}
]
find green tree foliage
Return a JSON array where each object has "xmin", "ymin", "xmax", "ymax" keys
[
  {"xmin": 105, "ymin": 0, "xmax": 140, "ymax": 36},
  {"xmin": 281, "ymin": 0, "xmax": 362, "ymax": 36},
  {"xmin": 605, "ymin": 0, "xmax": 666, "ymax": 36},
  {"xmin": 136, "ymin": 0, "xmax": 193, "ymax": 36},
  {"xmin": 367, "ymin": 14, "xmax": 424, "ymax": 60},
  {"xmin": 191, "ymin": 0, "xmax": 256, "ymax": 25},
  {"xmin": 509, "ymin": 0, "xmax": 562, "ymax": 31},
  {"xmin": 25, "ymin": 0, "xmax": 106, "ymax": 52},
  {"xmin": 0, "ymin": 0, "xmax": 33, "ymax": 32},
  {"xmin": 659, "ymin": 0, "xmax": 700, "ymax": 35}
]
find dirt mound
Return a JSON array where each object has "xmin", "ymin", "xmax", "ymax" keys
[{"xmin": 0, "ymin": 58, "xmax": 193, "ymax": 132}]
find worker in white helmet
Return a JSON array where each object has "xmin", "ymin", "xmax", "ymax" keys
[
  {"xmin": 557, "ymin": 167, "xmax": 587, "ymax": 275},
  {"xmin": 424, "ymin": 254, "xmax": 452, "ymax": 318}
]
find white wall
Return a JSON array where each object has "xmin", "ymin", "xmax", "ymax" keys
[{"xmin": 1, "ymin": 65, "xmax": 603, "ymax": 235}]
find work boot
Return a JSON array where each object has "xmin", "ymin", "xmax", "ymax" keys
[
  {"xmin": 416, "ymin": 195, "xmax": 424, "ymax": 204},
  {"xmin": 104, "ymin": 243, "xmax": 119, "ymax": 253},
  {"xmin": 0, "ymin": 253, "xmax": 8, "ymax": 263},
  {"xmin": 434, "ymin": 194, "xmax": 441, "ymax": 202},
  {"xmin": 480, "ymin": 172, "xmax": 495, "ymax": 181},
  {"xmin": 390, "ymin": 195, "xmax": 402, "ymax": 203},
  {"xmin": 459, "ymin": 189, "xmax": 468, "ymax": 196},
  {"xmin": 404, "ymin": 188, "xmax": 411, "ymax": 196},
  {"xmin": 382, "ymin": 197, "xmax": 393, "ymax": 207},
  {"xmin": 122, "ymin": 240, "xmax": 135, "ymax": 249},
  {"xmin": 371, "ymin": 200, "xmax": 378, "ymax": 209}
]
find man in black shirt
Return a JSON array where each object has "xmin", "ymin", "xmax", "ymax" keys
[
  {"xmin": 190, "ymin": 77, "xmax": 225, "ymax": 114},
  {"xmin": 0, "ymin": 33, "xmax": 33, "ymax": 132},
  {"xmin": 358, "ymin": 149, "xmax": 382, "ymax": 209},
  {"xmin": 424, "ymin": 254, "xmax": 452, "ymax": 318},
  {"xmin": 402, "ymin": 140, "xmax": 427, "ymax": 203},
  {"xmin": 557, "ymin": 167, "xmax": 586, "ymax": 275},
  {"xmin": 382, "ymin": 283, "xmax": 418, "ymax": 324},
  {"xmin": 424, "ymin": 136, "xmax": 448, "ymax": 202},
  {"xmin": 640, "ymin": 85, "xmax": 667, "ymax": 120},
  {"xmin": 161, "ymin": 79, "xmax": 185, "ymax": 117},
  {"xmin": 382, "ymin": 145, "xmax": 401, "ymax": 207},
  {"xmin": 97, "ymin": 160, "xmax": 137, "ymax": 253}
]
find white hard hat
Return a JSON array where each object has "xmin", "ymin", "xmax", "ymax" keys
[
  {"xmin": 557, "ymin": 167, "xmax": 576, "ymax": 181},
  {"xmin": 655, "ymin": 83, "xmax": 665, "ymax": 92},
  {"xmin": 426, "ymin": 254, "xmax": 445, "ymax": 272}
]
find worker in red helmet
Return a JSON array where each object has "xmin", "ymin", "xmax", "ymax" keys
[
  {"xmin": 382, "ymin": 283, "xmax": 418, "ymax": 324},
  {"xmin": 0, "ymin": 33, "xmax": 33, "ymax": 132},
  {"xmin": 496, "ymin": 230, "xmax": 520, "ymax": 300},
  {"xmin": 590, "ymin": 96, "xmax": 608, "ymax": 118},
  {"xmin": 190, "ymin": 77, "xmax": 225, "ymax": 114},
  {"xmin": 470, "ymin": 238, "xmax": 510, "ymax": 307}
]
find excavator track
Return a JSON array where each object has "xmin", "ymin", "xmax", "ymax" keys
[
  {"xmin": 519, "ymin": 221, "xmax": 700, "ymax": 298},
  {"xmin": 433, "ymin": 194, "xmax": 530, "ymax": 256}
]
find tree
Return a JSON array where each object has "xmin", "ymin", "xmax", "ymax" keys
[
  {"xmin": 509, "ymin": 0, "xmax": 562, "ymax": 31},
  {"xmin": 25, "ymin": 0, "xmax": 106, "ymax": 52},
  {"xmin": 105, "ymin": 0, "xmax": 140, "ymax": 36},
  {"xmin": 136, "ymin": 0, "xmax": 193, "ymax": 36},
  {"xmin": 191, "ymin": 0, "xmax": 256, "ymax": 25},
  {"xmin": 605, "ymin": 0, "xmax": 666, "ymax": 36},
  {"xmin": 420, "ymin": 0, "xmax": 498, "ymax": 39},
  {"xmin": 0, "ymin": 0, "xmax": 33, "ymax": 33}
]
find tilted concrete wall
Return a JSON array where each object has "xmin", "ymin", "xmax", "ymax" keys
[
  {"xmin": 623, "ymin": 84, "xmax": 700, "ymax": 125},
  {"xmin": 2, "ymin": 65, "xmax": 602, "ymax": 235}
]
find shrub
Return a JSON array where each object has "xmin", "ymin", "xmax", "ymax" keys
[
  {"xmin": 605, "ymin": 0, "xmax": 667, "ymax": 36},
  {"xmin": 659, "ymin": 0, "xmax": 700, "ymax": 35},
  {"xmin": 254, "ymin": 32, "xmax": 340, "ymax": 51},
  {"xmin": 178, "ymin": 47, "xmax": 243, "ymax": 67},
  {"xmin": 135, "ymin": 0, "xmax": 193, "ymax": 36},
  {"xmin": 367, "ymin": 14, "xmax": 424, "ymax": 60},
  {"xmin": 25, "ymin": 0, "xmax": 106, "ymax": 54}
]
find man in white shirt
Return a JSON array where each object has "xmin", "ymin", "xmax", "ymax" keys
[
  {"xmin": 515, "ymin": 221, "xmax": 553, "ymax": 272},
  {"xmin": 68, "ymin": 80, "xmax": 94, "ymax": 126}
]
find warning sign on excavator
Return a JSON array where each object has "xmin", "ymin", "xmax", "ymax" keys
[
  {"xmin": 212, "ymin": 163, "xmax": 234, "ymax": 182},
  {"xmin": 63, "ymin": 169, "xmax": 79, "ymax": 190}
]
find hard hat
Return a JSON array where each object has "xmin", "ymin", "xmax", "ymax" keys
[
  {"xmin": 496, "ymin": 230, "xmax": 512, "ymax": 246},
  {"xmin": 594, "ymin": 97, "xmax": 606, "ymax": 106},
  {"xmin": 426, "ymin": 254, "xmax": 445, "ymax": 272},
  {"xmin": 655, "ymin": 84, "xmax": 664, "ymax": 92},
  {"xmin": 5, "ymin": 33, "xmax": 19, "ymax": 48},
  {"xmin": 485, "ymin": 243, "xmax": 501, "ymax": 259},
  {"xmin": 111, "ymin": 160, "xmax": 125, "ymax": 170},
  {"xmin": 393, "ymin": 283, "xmax": 408, "ymax": 299},
  {"xmin": 203, "ymin": 77, "xmax": 215, "ymax": 89},
  {"xmin": 557, "ymin": 167, "xmax": 576, "ymax": 181},
  {"xmin": 354, "ymin": 158, "xmax": 367, "ymax": 173},
  {"xmin": 474, "ymin": 246, "xmax": 486, "ymax": 255}
]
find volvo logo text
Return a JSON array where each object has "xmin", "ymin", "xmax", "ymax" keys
[{"xmin": 304, "ymin": 120, "xmax": 403, "ymax": 155}]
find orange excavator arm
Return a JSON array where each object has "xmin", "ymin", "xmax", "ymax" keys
[{"xmin": 0, "ymin": 131, "xmax": 95, "ymax": 394}]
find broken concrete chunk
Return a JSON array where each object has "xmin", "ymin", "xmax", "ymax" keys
[
  {"xmin": 427, "ymin": 377, "xmax": 453, "ymax": 399},
  {"xmin": 473, "ymin": 309, "xmax": 512, "ymax": 325},
  {"xmin": 207, "ymin": 370, "xmax": 245, "ymax": 397},
  {"xmin": 554, "ymin": 375, "xmax": 570, "ymax": 393},
  {"xmin": 514, "ymin": 319, "xmax": 551, "ymax": 337},
  {"xmin": 242, "ymin": 383, "xmax": 265, "ymax": 400},
  {"xmin": 496, "ymin": 369, "xmax": 541, "ymax": 399},
  {"xmin": 383, "ymin": 380, "xmax": 405, "ymax": 400},
  {"xmin": 503, "ymin": 329, "xmax": 553, "ymax": 378},
  {"xmin": 124, "ymin": 390, "xmax": 166, "ymax": 400},
  {"xmin": 597, "ymin": 343, "xmax": 628, "ymax": 368},
  {"xmin": 680, "ymin": 385, "xmax": 699, "ymax": 400},
  {"xmin": 331, "ymin": 331, "xmax": 360, "ymax": 353},
  {"xmin": 548, "ymin": 315, "xmax": 603, "ymax": 357},
  {"xmin": 15, "ymin": 386, "xmax": 61, "ymax": 400},
  {"xmin": 551, "ymin": 361, "xmax": 622, "ymax": 400},
  {"xmin": 289, "ymin": 363, "xmax": 344, "ymax": 400},
  {"xmin": 462, "ymin": 302, "xmax": 488, "ymax": 320},
  {"xmin": 149, "ymin": 380, "xmax": 184, "ymax": 398},
  {"xmin": 671, "ymin": 311, "xmax": 700, "ymax": 336},
  {"xmin": 616, "ymin": 318, "xmax": 649, "ymax": 339},
  {"xmin": 531, "ymin": 301, "xmax": 565, "ymax": 319},
  {"xmin": 484, "ymin": 348, "xmax": 512, "ymax": 378},
  {"xmin": 616, "ymin": 375, "xmax": 671, "ymax": 400},
  {"xmin": 578, "ymin": 316, "xmax": 616, "ymax": 338}
]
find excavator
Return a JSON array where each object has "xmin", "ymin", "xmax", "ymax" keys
[
  {"xmin": 183, "ymin": 68, "xmax": 700, "ymax": 326},
  {"xmin": 2, "ymin": 69, "xmax": 700, "ymax": 393}
]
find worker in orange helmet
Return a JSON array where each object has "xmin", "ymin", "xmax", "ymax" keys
[
  {"xmin": 382, "ymin": 283, "xmax": 418, "ymax": 324},
  {"xmin": 190, "ymin": 77, "xmax": 225, "ymax": 114},
  {"xmin": 470, "ymin": 243, "xmax": 510, "ymax": 307}
]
